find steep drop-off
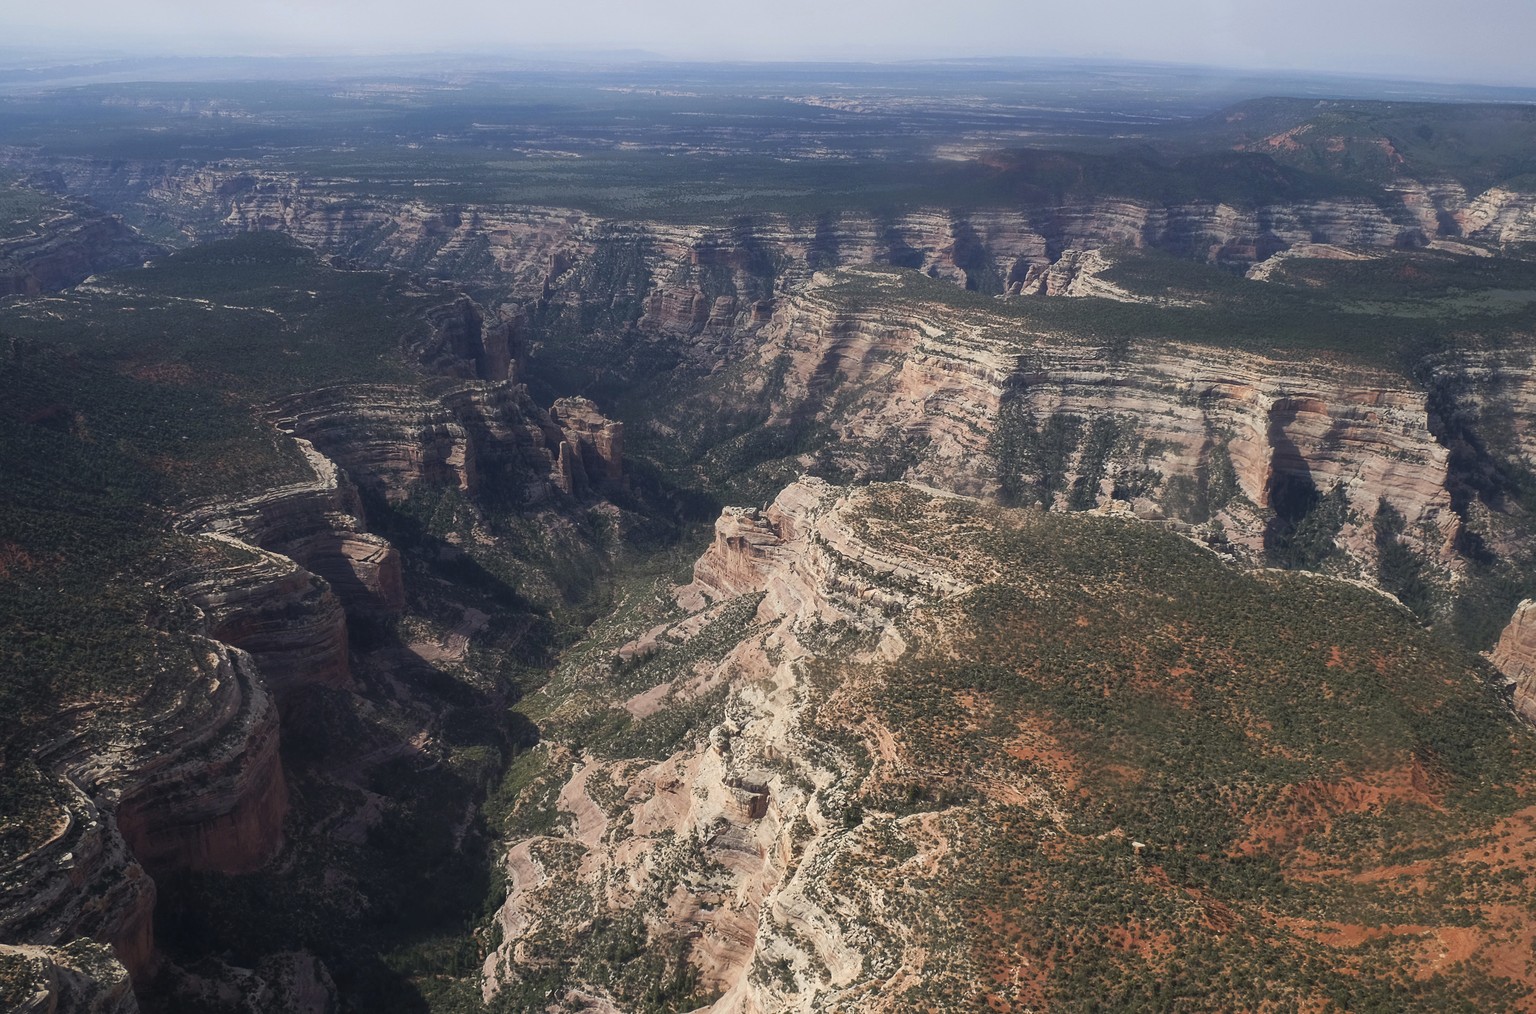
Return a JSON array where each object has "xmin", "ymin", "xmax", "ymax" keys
[{"xmin": 485, "ymin": 479, "xmax": 1536, "ymax": 1011}]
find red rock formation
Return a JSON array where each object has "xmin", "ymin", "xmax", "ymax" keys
[
  {"xmin": 179, "ymin": 438, "xmax": 405, "ymax": 618},
  {"xmin": 171, "ymin": 544, "xmax": 352, "ymax": 698},
  {"xmin": 550, "ymin": 397, "xmax": 624, "ymax": 489},
  {"xmin": 113, "ymin": 647, "xmax": 289, "ymax": 877},
  {"xmin": 5, "ymin": 643, "xmax": 286, "ymax": 984}
]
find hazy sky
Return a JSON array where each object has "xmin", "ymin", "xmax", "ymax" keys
[{"xmin": 12, "ymin": 0, "xmax": 1534, "ymax": 86}]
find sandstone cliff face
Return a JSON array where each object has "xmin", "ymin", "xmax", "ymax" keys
[
  {"xmin": 266, "ymin": 379, "xmax": 624, "ymax": 508},
  {"xmin": 728, "ymin": 283, "xmax": 1457, "ymax": 578},
  {"xmin": 1490, "ymin": 600, "xmax": 1536, "ymax": 723},
  {"xmin": 14, "ymin": 154, "xmax": 1535, "ymax": 345},
  {"xmin": 0, "ymin": 940, "xmax": 139, "ymax": 1014},
  {"xmin": 110, "ymin": 646, "xmax": 288, "ymax": 879},
  {"xmin": 0, "ymin": 207, "xmax": 158, "ymax": 297},
  {"xmin": 415, "ymin": 296, "xmax": 521, "ymax": 382},
  {"xmin": 549, "ymin": 397, "xmax": 624, "ymax": 495},
  {"xmin": 0, "ymin": 434, "xmax": 407, "ymax": 987},
  {"xmin": 1, "ymin": 642, "xmax": 286, "ymax": 983},
  {"xmin": 168, "ymin": 542, "xmax": 352, "ymax": 699},
  {"xmin": 481, "ymin": 480, "xmax": 981, "ymax": 1010},
  {"xmin": 178, "ymin": 438, "xmax": 404, "ymax": 618}
]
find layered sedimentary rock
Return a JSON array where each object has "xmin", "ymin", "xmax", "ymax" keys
[
  {"xmin": 549, "ymin": 396, "xmax": 624, "ymax": 495},
  {"xmin": 12, "ymin": 154, "xmax": 1535, "ymax": 345},
  {"xmin": 0, "ymin": 207, "xmax": 158, "ymax": 296},
  {"xmin": 481, "ymin": 480, "xmax": 976, "ymax": 1008},
  {"xmin": 179, "ymin": 438, "xmax": 404, "ymax": 618},
  {"xmin": 0, "ymin": 941, "xmax": 139, "ymax": 1014},
  {"xmin": 267, "ymin": 381, "xmax": 623, "ymax": 506},
  {"xmin": 415, "ymin": 296, "xmax": 521, "ymax": 382},
  {"xmin": 111, "ymin": 646, "xmax": 288, "ymax": 879},
  {"xmin": 168, "ymin": 544, "xmax": 352, "ymax": 699},
  {"xmin": 2, "ymin": 642, "xmax": 287, "ymax": 983},
  {"xmin": 733, "ymin": 284, "xmax": 1458, "ymax": 574},
  {"xmin": 1491, "ymin": 600, "xmax": 1536, "ymax": 723}
]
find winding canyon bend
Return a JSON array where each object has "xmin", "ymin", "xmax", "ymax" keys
[{"xmin": 6, "ymin": 66, "xmax": 1536, "ymax": 1013}]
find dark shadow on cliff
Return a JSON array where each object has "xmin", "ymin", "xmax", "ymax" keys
[
  {"xmin": 148, "ymin": 487, "xmax": 552, "ymax": 1012},
  {"xmin": 1263, "ymin": 401, "xmax": 1347, "ymax": 570}
]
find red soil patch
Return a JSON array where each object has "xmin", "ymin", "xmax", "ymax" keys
[
  {"xmin": 1005, "ymin": 717, "xmax": 1080, "ymax": 790},
  {"xmin": 1238, "ymin": 758, "xmax": 1442, "ymax": 856},
  {"xmin": 976, "ymin": 906, "xmax": 1053, "ymax": 1014}
]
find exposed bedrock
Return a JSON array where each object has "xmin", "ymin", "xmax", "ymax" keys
[
  {"xmin": 1491, "ymin": 600, "xmax": 1536, "ymax": 724},
  {"xmin": 550, "ymin": 396, "xmax": 624, "ymax": 495},
  {"xmin": 415, "ymin": 295, "xmax": 521, "ymax": 382},
  {"xmin": 168, "ymin": 543, "xmax": 353, "ymax": 699},
  {"xmin": 1423, "ymin": 348, "xmax": 1536, "ymax": 541},
  {"xmin": 112, "ymin": 648, "xmax": 288, "ymax": 880},
  {"xmin": 0, "ymin": 940, "xmax": 139, "ymax": 1014},
  {"xmin": 483, "ymin": 479, "xmax": 992, "ymax": 1009},
  {"xmin": 0, "ymin": 209, "xmax": 159, "ymax": 296},
  {"xmin": 266, "ymin": 380, "xmax": 624, "ymax": 506},
  {"xmin": 14, "ymin": 156, "xmax": 1536, "ymax": 334},
  {"xmin": 732, "ymin": 290, "xmax": 1460, "ymax": 575},
  {"xmin": 178, "ymin": 438, "xmax": 404, "ymax": 618},
  {"xmin": 2, "ymin": 642, "xmax": 287, "ymax": 984}
]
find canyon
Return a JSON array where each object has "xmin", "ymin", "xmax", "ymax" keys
[{"xmin": 5, "ymin": 73, "xmax": 1536, "ymax": 1013}]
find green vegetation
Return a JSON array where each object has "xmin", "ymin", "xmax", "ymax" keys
[
  {"xmin": 1187, "ymin": 97, "xmax": 1536, "ymax": 190},
  {"xmin": 822, "ymin": 246, "xmax": 1536, "ymax": 374},
  {"xmin": 813, "ymin": 487, "xmax": 1536, "ymax": 1009},
  {"xmin": 1374, "ymin": 498, "xmax": 1437, "ymax": 616}
]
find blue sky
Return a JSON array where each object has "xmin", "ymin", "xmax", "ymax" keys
[{"xmin": 9, "ymin": 0, "xmax": 1533, "ymax": 87}]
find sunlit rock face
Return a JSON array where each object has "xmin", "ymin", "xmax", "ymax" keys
[{"xmin": 1491, "ymin": 599, "xmax": 1536, "ymax": 723}]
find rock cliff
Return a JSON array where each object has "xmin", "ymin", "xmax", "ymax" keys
[
  {"xmin": 705, "ymin": 282, "xmax": 1458, "ymax": 582},
  {"xmin": 0, "ymin": 205, "xmax": 158, "ymax": 297},
  {"xmin": 481, "ymin": 479, "xmax": 979, "ymax": 1008},
  {"xmin": 168, "ymin": 543, "xmax": 352, "ymax": 700},
  {"xmin": 0, "ymin": 940, "xmax": 138, "ymax": 1014},
  {"xmin": 177, "ymin": 438, "xmax": 405, "ymax": 618},
  {"xmin": 484, "ymin": 477, "xmax": 1536, "ymax": 1010},
  {"xmin": 12, "ymin": 154, "xmax": 1536, "ymax": 338},
  {"xmin": 1491, "ymin": 600, "xmax": 1536, "ymax": 722},
  {"xmin": 1, "ymin": 642, "xmax": 286, "ymax": 983},
  {"xmin": 265, "ymin": 377, "xmax": 623, "ymax": 508}
]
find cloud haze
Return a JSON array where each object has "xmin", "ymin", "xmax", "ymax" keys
[{"xmin": 9, "ymin": 0, "xmax": 1533, "ymax": 86}]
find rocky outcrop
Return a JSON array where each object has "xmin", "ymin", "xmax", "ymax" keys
[
  {"xmin": 415, "ymin": 296, "xmax": 521, "ymax": 382},
  {"xmin": 0, "ymin": 940, "xmax": 138, "ymax": 1013},
  {"xmin": 111, "ymin": 647, "xmax": 288, "ymax": 879},
  {"xmin": 549, "ymin": 396, "xmax": 624, "ymax": 495},
  {"xmin": 168, "ymin": 543, "xmax": 352, "ymax": 699},
  {"xmin": 267, "ymin": 382, "xmax": 623, "ymax": 506},
  {"xmin": 0, "ymin": 206, "xmax": 158, "ymax": 297},
  {"xmin": 12, "ymin": 154, "xmax": 1533, "ymax": 342},
  {"xmin": 748, "ymin": 291, "xmax": 1015, "ymax": 495},
  {"xmin": 178, "ymin": 438, "xmax": 404, "ymax": 618},
  {"xmin": 730, "ymin": 284, "xmax": 1458, "ymax": 575},
  {"xmin": 1491, "ymin": 600, "xmax": 1536, "ymax": 723},
  {"xmin": 2, "ymin": 642, "xmax": 287, "ymax": 982},
  {"xmin": 482, "ymin": 480, "xmax": 977, "ymax": 1009}
]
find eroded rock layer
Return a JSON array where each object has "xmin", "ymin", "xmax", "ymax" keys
[
  {"xmin": 12, "ymin": 154, "xmax": 1536, "ymax": 339},
  {"xmin": 1491, "ymin": 599, "xmax": 1536, "ymax": 722},
  {"xmin": 486, "ymin": 479, "xmax": 1536, "ymax": 1010},
  {"xmin": 2, "ymin": 642, "xmax": 286, "ymax": 983},
  {"xmin": 714, "ymin": 283, "xmax": 1460, "ymax": 582}
]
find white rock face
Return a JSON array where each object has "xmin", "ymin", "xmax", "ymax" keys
[{"xmin": 1490, "ymin": 599, "xmax": 1536, "ymax": 724}]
